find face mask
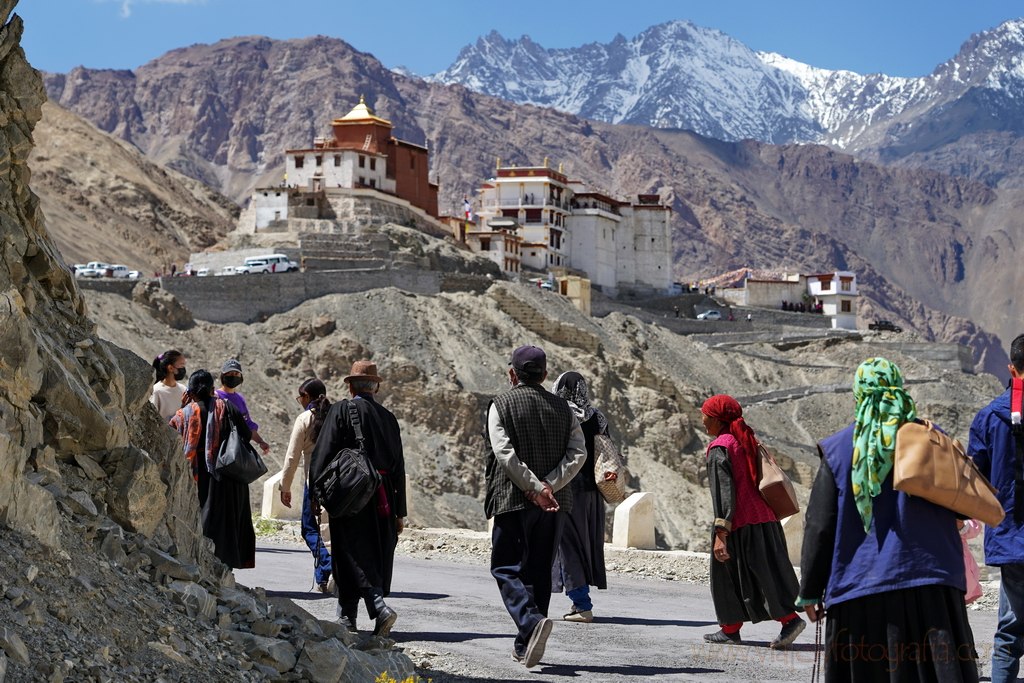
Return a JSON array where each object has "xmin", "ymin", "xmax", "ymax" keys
[
  {"xmin": 222, "ymin": 375, "xmax": 243, "ymax": 389},
  {"xmin": 174, "ymin": 367, "xmax": 187, "ymax": 381}
]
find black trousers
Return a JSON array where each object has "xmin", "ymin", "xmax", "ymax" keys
[{"xmin": 491, "ymin": 506, "xmax": 565, "ymax": 653}]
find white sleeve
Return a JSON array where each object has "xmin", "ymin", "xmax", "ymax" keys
[{"xmin": 487, "ymin": 404, "xmax": 545, "ymax": 495}]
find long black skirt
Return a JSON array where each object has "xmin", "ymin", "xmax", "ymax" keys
[
  {"xmin": 824, "ymin": 584, "xmax": 978, "ymax": 683},
  {"xmin": 553, "ymin": 486, "xmax": 608, "ymax": 592},
  {"xmin": 197, "ymin": 464, "xmax": 255, "ymax": 569},
  {"xmin": 710, "ymin": 520, "xmax": 798, "ymax": 625}
]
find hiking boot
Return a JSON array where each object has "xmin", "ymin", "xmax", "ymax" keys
[
  {"xmin": 770, "ymin": 617, "xmax": 806, "ymax": 650},
  {"xmin": 373, "ymin": 606, "xmax": 398, "ymax": 637},
  {"xmin": 703, "ymin": 629, "xmax": 741, "ymax": 644},
  {"xmin": 523, "ymin": 617, "xmax": 553, "ymax": 668},
  {"xmin": 563, "ymin": 608, "xmax": 593, "ymax": 623},
  {"xmin": 511, "ymin": 650, "xmax": 525, "ymax": 664}
]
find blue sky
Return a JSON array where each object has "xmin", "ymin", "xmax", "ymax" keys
[{"xmin": 19, "ymin": 1, "xmax": 1024, "ymax": 78}]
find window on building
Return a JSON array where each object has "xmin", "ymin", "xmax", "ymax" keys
[
  {"xmin": 359, "ymin": 176, "xmax": 366, "ymax": 186},
  {"xmin": 841, "ymin": 280, "xmax": 852, "ymax": 292},
  {"xmin": 480, "ymin": 239, "xmax": 490, "ymax": 252},
  {"xmin": 315, "ymin": 155, "xmax": 322, "ymax": 166},
  {"xmin": 841, "ymin": 300, "xmax": 852, "ymax": 313},
  {"xmin": 274, "ymin": 211, "xmax": 280, "ymax": 221},
  {"xmin": 359, "ymin": 155, "xmax": 365, "ymax": 168},
  {"xmin": 820, "ymin": 279, "xmax": 833, "ymax": 291},
  {"xmin": 306, "ymin": 198, "xmax": 315, "ymax": 206},
  {"xmin": 262, "ymin": 192, "xmax": 268, "ymax": 197},
  {"xmin": 334, "ymin": 155, "xmax": 341, "ymax": 167},
  {"xmin": 294, "ymin": 157, "xmax": 304, "ymax": 169},
  {"xmin": 525, "ymin": 209, "xmax": 542, "ymax": 223},
  {"xmin": 369, "ymin": 179, "xmax": 376, "ymax": 188},
  {"xmin": 275, "ymin": 192, "xmax": 280, "ymax": 197},
  {"xmin": 370, "ymin": 158, "xmax": 376, "ymax": 171}
]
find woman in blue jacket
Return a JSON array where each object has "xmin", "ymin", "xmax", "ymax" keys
[{"xmin": 798, "ymin": 357, "xmax": 978, "ymax": 682}]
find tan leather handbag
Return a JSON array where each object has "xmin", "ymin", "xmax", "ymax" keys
[
  {"xmin": 758, "ymin": 445, "xmax": 800, "ymax": 519},
  {"xmin": 893, "ymin": 419, "xmax": 1005, "ymax": 527}
]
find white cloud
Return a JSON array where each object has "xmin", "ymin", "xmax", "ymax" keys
[{"xmin": 100, "ymin": 0, "xmax": 207, "ymax": 19}]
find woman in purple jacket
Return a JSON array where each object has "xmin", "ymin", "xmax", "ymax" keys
[
  {"xmin": 216, "ymin": 358, "xmax": 271, "ymax": 454},
  {"xmin": 798, "ymin": 357, "xmax": 978, "ymax": 682}
]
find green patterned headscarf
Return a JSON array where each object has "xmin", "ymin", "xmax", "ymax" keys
[{"xmin": 851, "ymin": 357, "xmax": 917, "ymax": 531}]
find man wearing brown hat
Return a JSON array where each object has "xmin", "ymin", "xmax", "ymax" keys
[
  {"xmin": 486, "ymin": 344, "xmax": 586, "ymax": 667},
  {"xmin": 308, "ymin": 360, "xmax": 407, "ymax": 637}
]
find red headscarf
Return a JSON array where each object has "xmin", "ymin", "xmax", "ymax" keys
[{"xmin": 701, "ymin": 394, "xmax": 760, "ymax": 484}]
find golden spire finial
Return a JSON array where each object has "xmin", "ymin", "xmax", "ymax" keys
[
  {"xmin": 496, "ymin": 157, "xmax": 501, "ymax": 170},
  {"xmin": 558, "ymin": 162, "xmax": 563, "ymax": 173},
  {"xmin": 543, "ymin": 157, "xmax": 549, "ymax": 168},
  {"xmin": 359, "ymin": 94, "xmax": 365, "ymax": 104}
]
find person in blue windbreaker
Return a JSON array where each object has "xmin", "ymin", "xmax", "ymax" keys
[{"xmin": 970, "ymin": 333, "xmax": 1024, "ymax": 683}]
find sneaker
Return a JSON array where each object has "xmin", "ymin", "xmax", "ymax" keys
[
  {"xmin": 770, "ymin": 617, "xmax": 806, "ymax": 650},
  {"xmin": 703, "ymin": 629, "xmax": 741, "ymax": 644},
  {"xmin": 523, "ymin": 618, "xmax": 552, "ymax": 668},
  {"xmin": 373, "ymin": 606, "xmax": 398, "ymax": 637},
  {"xmin": 317, "ymin": 580, "xmax": 331, "ymax": 594},
  {"xmin": 563, "ymin": 608, "xmax": 593, "ymax": 623}
]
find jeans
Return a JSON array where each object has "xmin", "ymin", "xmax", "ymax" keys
[
  {"xmin": 491, "ymin": 506, "xmax": 565, "ymax": 654},
  {"xmin": 567, "ymin": 585, "xmax": 592, "ymax": 611},
  {"xmin": 993, "ymin": 564, "xmax": 1024, "ymax": 683},
  {"xmin": 301, "ymin": 484, "xmax": 333, "ymax": 585}
]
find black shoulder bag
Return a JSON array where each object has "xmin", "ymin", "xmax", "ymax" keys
[
  {"xmin": 215, "ymin": 416, "xmax": 268, "ymax": 484},
  {"xmin": 311, "ymin": 401, "xmax": 381, "ymax": 518}
]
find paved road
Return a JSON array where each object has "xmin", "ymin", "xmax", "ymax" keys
[{"xmin": 237, "ymin": 546, "xmax": 1000, "ymax": 682}]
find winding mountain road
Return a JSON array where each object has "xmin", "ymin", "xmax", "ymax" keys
[{"xmin": 237, "ymin": 546, "xmax": 999, "ymax": 682}]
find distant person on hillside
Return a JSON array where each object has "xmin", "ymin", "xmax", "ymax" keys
[
  {"xmin": 309, "ymin": 361, "xmax": 407, "ymax": 637},
  {"xmin": 701, "ymin": 394, "xmax": 805, "ymax": 649},
  {"xmin": 550, "ymin": 371, "xmax": 615, "ymax": 623},
  {"xmin": 485, "ymin": 345, "xmax": 586, "ymax": 668},
  {"xmin": 279, "ymin": 378, "xmax": 334, "ymax": 593},
  {"xmin": 150, "ymin": 349, "xmax": 187, "ymax": 422},
  {"xmin": 969, "ymin": 333, "xmax": 1024, "ymax": 683},
  {"xmin": 216, "ymin": 359, "xmax": 271, "ymax": 454},
  {"xmin": 170, "ymin": 369, "xmax": 256, "ymax": 569}
]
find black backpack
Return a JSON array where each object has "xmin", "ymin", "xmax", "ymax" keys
[{"xmin": 311, "ymin": 401, "xmax": 381, "ymax": 518}]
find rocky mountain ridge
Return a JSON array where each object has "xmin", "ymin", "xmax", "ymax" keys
[{"xmin": 431, "ymin": 18, "xmax": 1024, "ymax": 175}]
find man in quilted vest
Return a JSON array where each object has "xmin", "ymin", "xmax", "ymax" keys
[
  {"xmin": 485, "ymin": 345, "xmax": 586, "ymax": 668},
  {"xmin": 970, "ymin": 333, "xmax": 1024, "ymax": 683}
]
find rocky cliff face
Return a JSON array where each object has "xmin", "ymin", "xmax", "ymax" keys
[
  {"xmin": 0, "ymin": 4, "xmax": 414, "ymax": 679},
  {"xmin": 38, "ymin": 35, "xmax": 1016, "ymax": 372}
]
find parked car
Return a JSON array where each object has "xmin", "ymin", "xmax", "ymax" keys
[
  {"xmin": 697, "ymin": 309, "xmax": 723, "ymax": 321},
  {"xmin": 239, "ymin": 254, "xmax": 298, "ymax": 274},
  {"xmin": 196, "ymin": 268, "xmax": 210, "ymax": 277},
  {"xmin": 75, "ymin": 261, "xmax": 110, "ymax": 278},
  {"xmin": 869, "ymin": 319, "xmax": 903, "ymax": 333},
  {"xmin": 127, "ymin": 270, "xmax": 142, "ymax": 280},
  {"xmin": 109, "ymin": 265, "xmax": 130, "ymax": 278},
  {"xmin": 235, "ymin": 258, "xmax": 270, "ymax": 274},
  {"xmin": 218, "ymin": 266, "xmax": 240, "ymax": 276}
]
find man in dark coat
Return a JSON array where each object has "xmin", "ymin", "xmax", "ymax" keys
[
  {"xmin": 485, "ymin": 345, "xmax": 586, "ymax": 668},
  {"xmin": 309, "ymin": 360, "xmax": 406, "ymax": 637}
]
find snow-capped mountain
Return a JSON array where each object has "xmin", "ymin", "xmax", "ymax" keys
[{"xmin": 431, "ymin": 18, "xmax": 1024, "ymax": 152}]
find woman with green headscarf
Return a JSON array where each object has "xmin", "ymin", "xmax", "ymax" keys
[{"xmin": 797, "ymin": 358, "xmax": 978, "ymax": 682}]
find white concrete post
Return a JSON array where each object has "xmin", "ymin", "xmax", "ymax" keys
[
  {"xmin": 611, "ymin": 492, "xmax": 656, "ymax": 549},
  {"xmin": 260, "ymin": 471, "xmax": 303, "ymax": 521}
]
